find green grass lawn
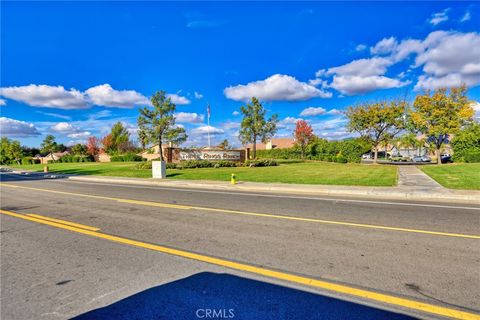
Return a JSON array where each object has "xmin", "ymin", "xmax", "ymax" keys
[
  {"xmin": 7, "ymin": 161, "xmax": 398, "ymax": 186},
  {"xmin": 419, "ymin": 163, "xmax": 480, "ymax": 190}
]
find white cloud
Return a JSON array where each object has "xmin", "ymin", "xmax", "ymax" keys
[
  {"xmin": 330, "ymin": 75, "xmax": 409, "ymax": 95},
  {"xmin": 167, "ymin": 93, "xmax": 191, "ymax": 105},
  {"xmin": 232, "ymin": 111, "xmax": 240, "ymax": 116},
  {"xmin": 0, "ymin": 98, "xmax": 6, "ymax": 106},
  {"xmin": 279, "ymin": 117, "xmax": 302, "ymax": 124},
  {"xmin": 460, "ymin": 11, "xmax": 471, "ymax": 22},
  {"xmin": 326, "ymin": 109, "xmax": 344, "ymax": 115},
  {"xmin": 221, "ymin": 121, "xmax": 240, "ymax": 130},
  {"xmin": 51, "ymin": 122, "xmax": 79, "ymax": 133},
  {"xmin": 175, "ymin": 112, "xmax": 204, "ymax": 123},
  {"xmin": 36, "ymin": 111, "xmax": 71, "ymax": 120},
  {"xmin": 471, "ymin": 101, "xmax": 480, "ymax": 119},
  {"xmin": 194, "ymin": 91, "xmax": 203, "ymax": 99},
  {"xmin": 325, "ymin": 57, "xmax": 393, "ymax": 77},
  {"xmin": 300, "ymin": 107, "xmax": 326, "ymax": 117},
  {"xmin": 0, "ymin": 83, "xmax": 191, "ymax": 109},
  {"xmin": 429, "ymin": 9, "xmax": 449, "ymax": 25},
  {"xmin": 355, "ymin": 44, "xmax": 367, "ymax": 52},
  {"xmin": 67, "ymin": 131, "xmax": 91, "ymax": 139},
  {"xmin": 224, "ymin": 74, "xmax": 332, "ymax": 102},
  {"xmin": 190, "ymin": 125, "xmax": 224, "ymax": 135},
  {"xmin": 370, "ymin": 37, "xmax": 398, "ymax": 55},
  {"xmin": 0, "ymin": 84, "xmax": 88, "ymax": 109},
  {"xmin": 85, "ymin": 84, "xmax": 149, "ymax": 108},
  {"xmin": 414, "ymin": 31, "xmax": 480, "ymax": 90},
  {"xmin": 0, "ymin": 117, "xmax": 40, "ymax": 137}
]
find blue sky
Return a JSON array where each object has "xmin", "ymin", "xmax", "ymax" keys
[{"xmin": 1, "ymin": 1, "xmax": 479, "ymax": 147}]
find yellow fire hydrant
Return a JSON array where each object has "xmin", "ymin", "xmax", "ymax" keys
[
  {"xmin": 231, "ymin": 173, "xmax": 236, "ymax": 185},
  {"xmin": 43, "ymin": 166, "xmax": 49, "ymax": 173}
]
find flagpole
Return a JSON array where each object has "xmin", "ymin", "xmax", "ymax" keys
[{"xmin": 207, "ymin": 103, "xmax": 211, "ymax": 148}]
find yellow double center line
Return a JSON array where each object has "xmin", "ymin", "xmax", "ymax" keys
[
  {"xmin": 1, "ymin": 182, "xmax": 479, "ymax": 239},
  {"xmin": 1, "ymin": 208, "xmax": 478, "ymax": 320}
]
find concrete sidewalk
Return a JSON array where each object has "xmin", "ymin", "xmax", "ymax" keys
[{"xmin": 3, "ymin": 167, "xmax": 479, "ymax": 204}]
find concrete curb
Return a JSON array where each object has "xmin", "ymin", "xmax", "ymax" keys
[{"xmin": 65, "ymin": 175, "xmax": 480, "ymax": 205}]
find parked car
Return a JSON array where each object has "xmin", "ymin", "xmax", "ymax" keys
[
  {"xmin": 362, "ymin": 151, "xmax": 389, "ymax": 160},
  {"xmin": 440, "ymin": 153, "xmax": 452, "ymax": 163},
  {"xmin": 413, "ymin": 155, "xmax": 432, "ymax": 162}
]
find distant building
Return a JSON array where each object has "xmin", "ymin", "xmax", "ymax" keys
[{"xmin": 246, "ymin": 137, "xmax": 295, "ymax": 150}]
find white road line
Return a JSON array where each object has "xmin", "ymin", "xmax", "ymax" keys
[{"xmin": 38, "ymin": 178, "xmax": 480, "ymax": 211}]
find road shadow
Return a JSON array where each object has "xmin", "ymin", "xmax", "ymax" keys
[
  {"xmin": 0, "ymin": 171, "xmax": 68, "ymax": 182},
  {"xmin": 72, "ymin": 272, "xmax": 415, "ymax": 320}
]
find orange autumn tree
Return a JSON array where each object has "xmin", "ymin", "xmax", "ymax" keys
[
  {"xmin": 86, "ymin": 136, "xmax": 100, "ymax": 156},
  {"xmin": 294, "ymin": 120, "xmax": 314, "ymax": 159}
]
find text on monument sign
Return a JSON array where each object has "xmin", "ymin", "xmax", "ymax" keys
[{"xmin": 180, "ymin": 150, "xmax": 241, "ymax": 161}]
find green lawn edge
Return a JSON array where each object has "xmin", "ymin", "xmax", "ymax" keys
[
  {"xmin": 419, "ymin": 163, "xmax": 480, "ymax": 190},
  {"xmin": 6, "ymin": 161, "xmax": 398, "ymax": 187}
]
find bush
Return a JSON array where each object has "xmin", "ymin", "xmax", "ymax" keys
[
  {"xmin": 21, "ymin": 157, "xmax": 40, "ymax": 165},
  {"xmin": 166, "ymin": 163, "xmax": 177, "ymax": 169},
  {"xmin": 245, "ymin": 159, "xmax": 278, "ymax": 167},
  {"xmin": 255, "ymin": 137, "xmax": 370, "ymax": 163},
  {"xmin": 336, "ymin": 155, "xmax": 348, "ymax": 163},
  {"xmin": 464, "ymin": 150, "xmax": 480, "ymax": 163},
  {"xmin": 256, "ymin": 148, "xmax": 301, "ymax": 159},
  {"xmin": 451, "ymin": 123, "xmax": 480, "ymax": 162},
  {"xmin": 58, "ymin": 155, "xmax": 93, "ymax": 163},
  {"xmin": 110, "ymin": 153, "xmax": 143, "ymax": 162}
]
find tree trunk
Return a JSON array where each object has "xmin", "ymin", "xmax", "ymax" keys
[
  {"xmin": 436, "ymin": 148, "xmax": 441, "ymax": 165},
  {"xmin": 373, "ymin": 146, "xmax": 378, "ymax": 164},
  {"xmin": 252, "ymin": 135, "xmax": 257, "ymax": 160},
  {"xmin": 301, "ymin": 145, "xmax": 305, "ymax": 159},
  {"xmin": 50, "ymin": 151, "xmax": 55, "ymax": 163},
  {"xmin": 159, "ymin": 136, "xmax": 164, "ymax": 162}
]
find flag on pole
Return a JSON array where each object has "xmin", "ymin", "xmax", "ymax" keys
[{"xmin": 207, "ymin": 104, "xmax": 211, "ymax": 119}]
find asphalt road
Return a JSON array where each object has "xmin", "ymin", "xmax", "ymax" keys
[{"xmin": 1, "ymin": 172, "xmax": 479, "ymax": 320}]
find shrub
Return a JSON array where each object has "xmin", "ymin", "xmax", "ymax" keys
[
  {"xmin": 58, "ymin": 155, "xmax": 93, "ymax": 163},
  {"xmin": 213, "ymin": 160, "xmax": 237, "ymax": 168},
  {"xmin": 245, "ymin": 159, "xmax": 278, "ymax": 167},
  {"xmin": 110, "ymin": 153, "xmax": 143, "ymax": 162},
  {"xmin": 451, "ymin": 123, "xmax": 480, "ymax": 162},
  {"xmin": 336, "ymin": 155, "xmax": 348, "ymax": 163},
  {"xmin": 464, "ymin": 150, "xmax": 480, "ymax": 163},
  {"xmin": 166, "ymin": 163, "xmax": 177, "ymax": 169},
  {"xmin": 21, "ymin": 157, "xmax": 39, "ymax": 165}
]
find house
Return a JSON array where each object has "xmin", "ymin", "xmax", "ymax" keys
[{"xmin": 246, "ymin": 138, "xmax": 295, "ymax": 150}]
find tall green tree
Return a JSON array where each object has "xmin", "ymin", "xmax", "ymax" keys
[
  {"xmin": 410, "ymin": 85, "xmax": 475, "ymax": 164},
  {"xmin": 110, "ymin": 122, "xmax": 130, "ymax": 153},
  {"xmin": 41, "ymin": 135, "xmax": 58, "ymax": 162},
  {"xmin": 398, "ymin": 132, "xmax": 418, "ymax": 156},
  {"xmin": 0, "ymin": 137, "xmax": 23, "ymax": 164},
  {"xmin": 346, "ymin": 100, "xmax": 406, "ymax": 164},
  {"xmin": 137, "ymin": 91, "xmax": 187, "ymax": 161},
  {"xmin": 71, "ymin": 143, "xmax": 87, "ymax": 155},
  {"xmin": 239, "ymin": 97, "xmax": 278, "ymax": 159},
  {"xmin": 218, "ymin": 139, "xmax": 230, "ymax": 150},
  {"xmin": 138, "ymin": 128, "xmax": 148, "ymax": 150}
]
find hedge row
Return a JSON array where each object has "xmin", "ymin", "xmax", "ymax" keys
[
  {"xmin": 255, "ymin": 138, "xmax": 371, "ymax": 163},
  {"xmin": 110, "ymin": 153, "xmax": 144, "ymax": 162},
  {"xmin": 464, "ymin": 150, "xmax": 480, "ymax": 163},
  {"xmin": 21, "ymin": 157, "xmax": 41, "ymax": 165},
  {"xmin": 135, "ymin": 159, "xmax": 278, "ymax": 170}
]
